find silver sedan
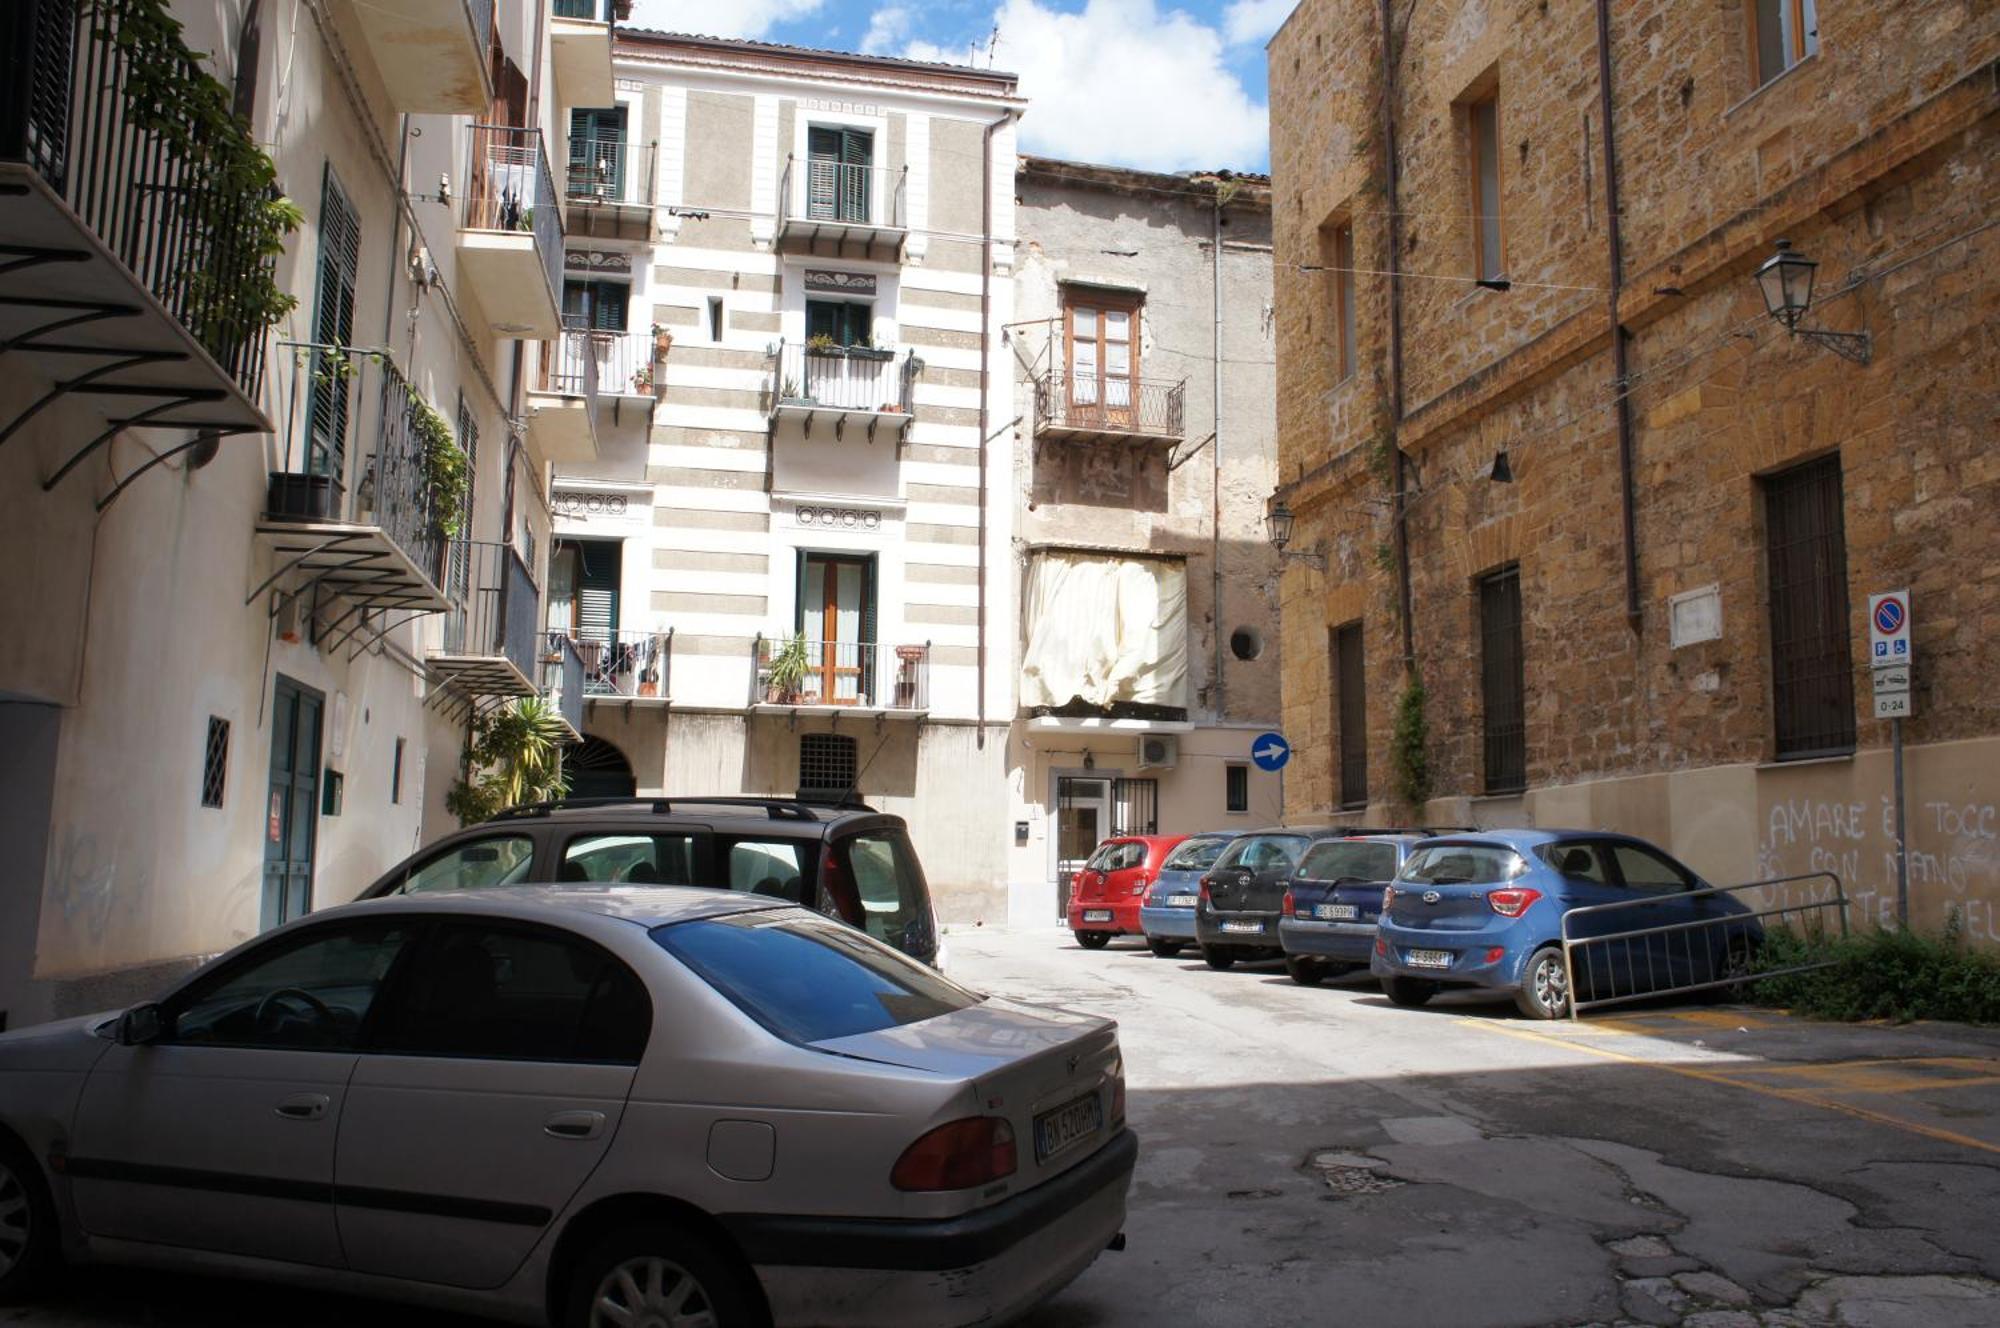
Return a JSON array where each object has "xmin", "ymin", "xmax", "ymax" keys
[{"xmin": 0, "ymin": 887, "xmax": 1136, "ymax": 1327}]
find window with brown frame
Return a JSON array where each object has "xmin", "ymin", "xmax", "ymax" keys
[
  {"xmin": 1063, "ymin": 289, "xmax": 1140, "ymax": 427},
  {"xmin": 1328, "ymin": 221, "xmax": 1356, "ymax": 382},
  {"xmin": 1749, "ymin": 0, "xmax": 1820, "ymax": 87},
  {"xmin": 1466, "ymin": 91, "xmax": 1503, "ymax": 282},
  {"xmin": 1764, "ymin": 454, "xmax": 1854, "ymax": 759}
]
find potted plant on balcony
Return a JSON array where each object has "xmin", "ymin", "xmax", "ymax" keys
[
  {"xmin": 805, "ymin": 332, "xmax": 839, "ymax": 355},
  {"xmin": 408, "ymin": 388, "xmax": 470, "ymax": 536},
  {"xmin": 632, "ymin": 363, "xmax": 653, "ymax": 396},
  {"xmin": 764, "ymin": 632, "xmax": 811, "ymax": 704},
  {"xmin": 652, "ymin": 322, "xmax": 673, "ymax": 360}
]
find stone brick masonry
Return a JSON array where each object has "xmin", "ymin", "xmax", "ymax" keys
[{"xmin": 1268, "ymin": 1, "xmax": 1999, "ymax": 934}]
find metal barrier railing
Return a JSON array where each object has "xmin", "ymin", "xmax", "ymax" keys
[
  {"xmin": 441, "ymin": 540, "xmax": 539, "ymax": 680},
  {"xmin": 750, "ymin": 636, "xmax": 930, "ymax": 709},
  {"xmin": 1034, "ymin": 369, "xmax": 1187, "ymax": 439},
  {"xmin": 1559, "ymin": 871, "xmax": 1850, "ymax": 1019},
  {"xmin": 569, "ymin": 628, "xmax": 672, "ymax": 698}
]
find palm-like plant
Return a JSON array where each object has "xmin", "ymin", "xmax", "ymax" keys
[{"xmin": 446, "ymin": 695, "xmax": 572, "ymax": 824}]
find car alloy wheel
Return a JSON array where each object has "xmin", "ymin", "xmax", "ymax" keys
[
  {"xmin": 589, "ymin": 1255, "xmax": 718, "ymax": 1328},
  {"xmin": 1516, "ymin": 947, "xmax": 1570, "ymax": 1020},
  {"xmin": 0, "ymin": 1159, "xmax": 29, "ymax": 1281}
]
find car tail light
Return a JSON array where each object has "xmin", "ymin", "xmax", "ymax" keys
[
  {"xmin": 1484, "ymin": 947, "xmax": 1506, "ymax": 964},
  {"xmin": 1487, "ymin": 887, "xmax": 1543, "ymax": 918},
  {"xmin": 1281, "ymin": 890, "xmax": 1295, "ymax": 917},
  {"xmin": 820, "ymin": 845, "xmax": 860, "ymax": 923},
  {"xmin": 891, "ymin": 1117, "xmax": 1017, "ymax": 1192},
  {"xmin": 1382, "ymin": 886, "xmax": 1395, "ymax": 912},
  {"xmin": 1199, "ymin": 878, "xmax": 1212, "ymax": 904},
  {"xmin": 1133, "ymin": 871, "xmax": 1151, "ymax": 896},
  {"xmin": 1375, "ymin": 935, "xmax": 1388, "ymax": 956}
]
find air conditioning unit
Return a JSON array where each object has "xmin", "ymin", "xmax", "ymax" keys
[{"xmin": 1138, "ymin": 735, "xmax": 1179, "ymax": 770}]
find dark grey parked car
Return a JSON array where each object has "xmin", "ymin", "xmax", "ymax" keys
[{"xmin": 359, "ymin": 797, "xmax": 940, "ymax": 965}]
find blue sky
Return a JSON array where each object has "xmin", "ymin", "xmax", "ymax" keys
[{"xmin": 627, "ymin": 1, "xmax": 1295, "ymax": 172}]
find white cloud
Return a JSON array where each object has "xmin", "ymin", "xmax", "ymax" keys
[
  {"xmin": 1221, "ymin": 0, "xmax": 1297, "ymax": 46},
  {"xmin": 909, "ymin": 1, "xmax": 1269, "ymax": 172},
  {"xmin": 861, "ymin": 5, "xmax": 913, "ymax": 55},
  {"xmin": 626, "ymin": 0, "xmax": 824, "ymax": 39}
]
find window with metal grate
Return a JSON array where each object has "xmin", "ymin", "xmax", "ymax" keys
[
  {"xmin": 1479, "ymin": 567, "xmax": 1526, "ymax": 795},
  {"xmin": 799, "ymin": 732, "xmax": 858, "ymax": 799},
  {"xmin": 1764, "ymin": 454, "xmax": 1854, "ymax": 759},
  {"xmin": 201, "ymin": 716, "xmax": 230, "ymax": 809},
  {"xmin": 1334, "ymin": 621, "xmax": 1368, "ymax": 809}
]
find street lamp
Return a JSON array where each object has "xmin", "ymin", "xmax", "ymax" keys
[
  {"xmin": 1264, "ymin": 496, "xmax": 1326, "ymax": 570},
  {"xmin": 1753, "ymin": 239, "xmax": 1871, "ymax": 364}
]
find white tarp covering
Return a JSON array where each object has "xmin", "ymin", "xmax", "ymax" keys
[{"xmin": 1020, "ymin": 552, "xmax": 1188, "ymax": 709}]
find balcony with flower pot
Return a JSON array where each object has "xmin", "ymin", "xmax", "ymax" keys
[{"xmin": 749, "ymin": 636, "xmax": 929, "ymax": 718}]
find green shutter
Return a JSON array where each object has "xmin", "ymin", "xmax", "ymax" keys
[{"xmin": 307, "ymin": 163, "xmax": 360, "ymax": 479}]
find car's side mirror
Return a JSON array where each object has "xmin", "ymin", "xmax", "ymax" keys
[{"xmin": 117, "ymin": 1002, "xmax": 166, "ymax": 1047}]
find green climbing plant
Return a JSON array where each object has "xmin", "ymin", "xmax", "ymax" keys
[
  {"xmin": 407, "ymin": 391, "xmax": 470, "ymax": 537},
  {"xmin": 91, "ymin": 1, "xmax": 301, "ymax": 355},
  {"xmin": 446, "ymin": 696, "xmax": 572, "ymax": 826},
  {"xmin": 1391, "ymin": 673, "xmax": 1433, "ymax": 811}
]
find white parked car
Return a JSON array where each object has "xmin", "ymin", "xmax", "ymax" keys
[{"xmin": 0, "ymin": 887, "xmax": 1135, "ymax": 1326}]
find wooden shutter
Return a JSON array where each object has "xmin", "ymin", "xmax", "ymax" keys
[
  {"xmin": 307, "ymin": 164, "xmax": 360, "ymax": 479},
  {"xmin": 806, "ymin": 126, "xmax": 840, "ymax": 219},
  {"xmin": 1479, "ymin": 567, "xmax": 1526, "ymax": 793},
  {"xmin": 840, "ymin": 128, "xmax": 872, "ymax": 222},
  {"xmin": 576, "ymin": 542, "xmax": 620, "ymax": 646},
  {"xmin": 1765, "ymin": 455, "xmax": 1854, "ymax": 758}
]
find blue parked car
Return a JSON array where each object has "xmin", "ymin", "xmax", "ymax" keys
[
  {"xmin": 1137, "ymin": 832, "xmax": 1236, "ymax": 957},
  {"xmin": 1278, "ymin": 833, "xmax": 1426, "ymax": 986},
  {"xmin": 1370, "ymin": 829, "xmax": 1762, "ymax": 1019}
]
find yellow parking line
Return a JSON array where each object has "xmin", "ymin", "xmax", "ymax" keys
[{"xmin": 1459, "ymin": 1019, "xmax": 2000, "ymax": 1158}]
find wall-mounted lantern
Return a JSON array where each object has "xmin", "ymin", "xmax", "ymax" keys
[{"xmin": 1754, "ymin": 239, "xmax": 1871, "ymax": 364}]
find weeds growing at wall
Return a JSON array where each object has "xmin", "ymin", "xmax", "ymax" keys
[
  {"xmin": 1391, "ymin": 674, "xmax": 1432, "ymax": 810},
  {"xmin": 1752, "ymin": 913, "xmax": 2000, "ymax": 1024}
]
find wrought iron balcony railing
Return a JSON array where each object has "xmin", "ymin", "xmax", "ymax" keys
[
  {"xmin": 568, "ymin": 628, "xmax": 673, "ymax": 698},
  {"xmin": 461, "ymin": 122, "xmax": 563, "ymax": 311},
  {"xmin": 771, "ymin": 341, "xmax": 917, "ymax": 416},
  {"xmin": 440, "ymin": 540, "xmax": 541, "ymax": 683},
  {"xmin": 751, "ymin": 637, "xmax": 930, "ymax": 710},
  {"xmin": 541, "ymin": 632, "xmax": 585, "ymax": 737},
  {"xmin": 535, "ymin": 325, "xmax": 602, "ymax": 399},
  {"xmin": 1, "ymin": 0, "xmax": 277, "ymax": 395},
  {"xmin": 565, "ymin": 134, "xmax": 636, "ymax": 202},
  {"xmin": 778, "ymin": 156, "xmax": 908, "ymax": 231},
  {"xmin": 1033, "ymin": 369, "xmax": 1187, "ymax": 441}
]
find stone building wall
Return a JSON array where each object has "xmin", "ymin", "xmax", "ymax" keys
[{"xmin": 1268, "ymin": 0, "xmax": 2000, "ymax": 937}]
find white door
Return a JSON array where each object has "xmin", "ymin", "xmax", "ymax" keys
[
  {"xmin": 68, "ymin": 919, "xmax": 419, "ymax": 1267},
  {"xmin": 333, "ymin": 920, "xmax": 649, "ymax": 1289}
]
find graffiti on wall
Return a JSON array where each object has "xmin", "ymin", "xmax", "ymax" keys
[{"xmin": 1756, "ymin": 794, "xmax": 2000, "ymax": 943}]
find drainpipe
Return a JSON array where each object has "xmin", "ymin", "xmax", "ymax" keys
[
  {"xmin": 1211, "ymin": 188, "xmax": 1225, "ymax": 718},
  {"xmin": 975, "ymin": 110, "xmax": 1018, "ymax": 748},
  {"xmin": 1595, "ymin": 0, "xmax": 1640, "ymax": 628},
  {"xmin": 1378, "ymin": 0, "xmax": 1413, "ymax": 666}
]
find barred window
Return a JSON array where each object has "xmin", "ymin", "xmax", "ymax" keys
[
  {"xmin": 799, "ymin": 733, "xmax": 858, "ymax": 801},
  {"xmin": 1334, "ymin": 622, "xmax": 1367, "ymax": 809},
  {"xmin": 1479, "ymin": 567, "xmax": 1526, "ymax": 795},
  {"xmin": 201, "ymin": 717, "xmax": 230, "ymax": 809},
  {"xmin": 1765, "ymin": 455, "xmax": 1854, "ymax": 759}
]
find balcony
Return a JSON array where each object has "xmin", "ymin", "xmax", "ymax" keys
[
  {"xmin": 540, "ymin": 633, "xmax": 586, "ymax": 741},
  {"xmin": 573, "ymin": 629, "xmax": 673, "ymax": 702},
  {"xmin": 750, "ymin": 638, "xmax": 930, "ymax": 717},
  {"xmin": 564, "ymin": 134, "xmax": 655, "ymax": 242},
  {"xmin": 768, "ymin": 341, "xmax": 917, "ymax": 442},
  {"xmin": 345, "ymin": 0, "xmax": 492, "ymax": 114},
  {"xmin": 549, "ymin": 0, "xmax": 616, "ymax": 110},
  {"xmin": 525, "ymin": 328, "xmax": 600, "ymax": 464},
  {"xmin": 248, "ymin": 349, "xmax": 453, "ymax": 633},
  {"xmin": 1, "ymin": 0, "xmax": 278, "ymax": 492},
  {"xmin": 1034, "ymin": 370, "xmax": 1186, "ymax": 444},
  {"xmin": 776, "ymin": 157, "xmax": 909, "ymax": 262},
  {"xmin": 456, "ymin": 125, "xmax": 563, "ymax": 339},
  {"xmin": 429, "ymin": 541, "xmax": 542, "ymax": 706}
]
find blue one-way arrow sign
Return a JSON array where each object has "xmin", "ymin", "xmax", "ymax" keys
[{"xmin": 1250, "ymin": 731, "xmax": 1291, "ymax": 772}]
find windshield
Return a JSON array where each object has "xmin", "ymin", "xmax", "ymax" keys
[
  {"xmin": 1296, "ymin": 841, "xmax": 1400, "ymax": 884},
  {"xmin": 1399, "ymin": 844, "xmax": 1529, "ymax": 886},
  {"xmin": 1213, "ymin": 834, "xmax": 1307, "ymax": 874},
  {"xmin": 653, "ymin": 911, "xmax": 980, "ymax": 1044},
  {"xmin": 1161, "ymin": 836, "xmax": 1231, "ymax": 872}
]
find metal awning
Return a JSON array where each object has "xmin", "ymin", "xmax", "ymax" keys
[
  {"xmin": 0, "ymin": 168, "xmax": 271, "ymax": 508},
  {"xmin": 426, "ymin": 654, "xmax": 536, "ymax": 699},
  {"xmin": 248, "ymin": 521, "xmax": 453, "ymax": 618}
]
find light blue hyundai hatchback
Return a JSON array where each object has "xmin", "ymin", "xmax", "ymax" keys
[
  {"xmin": 1136, "ymin": 832, "xmax": 1237, "ymax": 958},
  {"xmin": 1370, "ymin": 829, "xmax": 1762, "ymax": 1018}
]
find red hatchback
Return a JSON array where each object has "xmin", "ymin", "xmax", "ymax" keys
[{"xmin": 1067, "ymin": 834, "xmax": 1188, "ymax": 948}]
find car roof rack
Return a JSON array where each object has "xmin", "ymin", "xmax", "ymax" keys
[{"xmin": 490, "ymin": 796, "xmax": 824, "ymax": 823}]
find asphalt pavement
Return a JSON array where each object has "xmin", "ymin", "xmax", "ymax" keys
[{"xmin": 9, "ymin": 925, "xmax": 2000, "ymax": 1327}]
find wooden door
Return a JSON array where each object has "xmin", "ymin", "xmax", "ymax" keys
[{"xmin": 1064, "ymin": 295, "xmax": 1139, "ymax": 427}]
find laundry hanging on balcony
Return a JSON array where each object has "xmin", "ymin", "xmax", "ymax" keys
[{"xmin": 1020, "ymin": 552, "xmax": 1188, "ymax": 712}]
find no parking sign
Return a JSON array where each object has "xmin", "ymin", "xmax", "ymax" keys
[{"xmin": 1868, "ymin": 590, "xmax": 1912, "ymax": 663}]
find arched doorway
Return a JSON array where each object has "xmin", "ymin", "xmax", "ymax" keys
[{"xmin": 567, "ymin": 735, "xmax": 635, "ymax": 800}]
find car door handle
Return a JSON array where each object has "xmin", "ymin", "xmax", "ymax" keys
[
  {"xmin": 545, "ymin": 1110, "xmax": 606, "ymax": 1140},
  {"xmin": 275, "ymin": 1093, "xmax": 330, "ymax": 1121}
]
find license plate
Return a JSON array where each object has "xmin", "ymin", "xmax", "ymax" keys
[
  {"xmin": 1034, "ymin": 1093, "xmax": 1104, "ymax": 1163},
  {"xmin": 1082, "ymin": 909, "xmax": 1112, "ymax": 923},
  {"xmin": 1221, "ymin": 920, "xmax": 1264, "ymax": 935},
  {"xmin": 1167, "ymin": 894, "xmax": 1199, "ymax": 907},
  {"xmin": 1314, "ymin": 903, "xmax": 1359, "ymax": 921},
  {"xmin": 1405, "ymin": 948, "xmax": 1452, "ymax": 970}
]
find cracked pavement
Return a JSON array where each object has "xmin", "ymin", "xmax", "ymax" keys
[{"xmin": 7, "ymin": 926, "xmax": 1999, "ymax": 1327}]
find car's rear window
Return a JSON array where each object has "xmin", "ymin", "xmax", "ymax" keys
[
  {"xmin": 1213, "ymin": 834, "xmax": 1307, "ymax": 874},
  {"xmin": 1399, "ymin": 843, "xmax": 1529, "ymax": 885},
  {"xmin": 654, "ymin": 912, "xmax": 979, "ymax": 1044},
  {"xmin": 1161, "ymin": 836, "xmax": 1230, "ymax": 872},
  {"xmin": 842, "ymin": 831, "xmax": 932, "ymax": 951},
  {"xmin": 1297, "ymin": 841, "xmax": 1400, "ymax": 884}
]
